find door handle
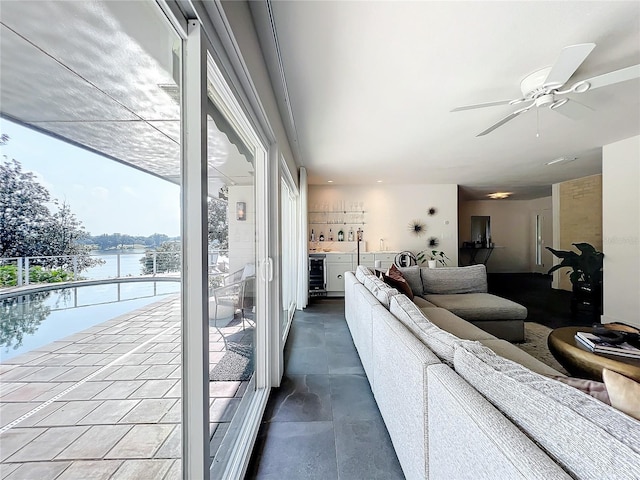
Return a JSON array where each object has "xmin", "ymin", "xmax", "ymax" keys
[{"xmin": 261, "ymin": 257, "xmax": 274, "ymax": 282}]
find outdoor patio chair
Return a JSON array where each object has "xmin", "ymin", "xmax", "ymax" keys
[{"xmin": 209, "ymin": 264, "xmax": 255, "ymax": 328}]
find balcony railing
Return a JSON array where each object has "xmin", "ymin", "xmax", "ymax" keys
[{"xmin": 0, "ymin": 250, "xmax": 229, "ymax": 288}]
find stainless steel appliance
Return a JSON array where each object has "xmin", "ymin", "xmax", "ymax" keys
[{"xmin": 309, "ymin": 254, "xmax": 326, "ymax": 296}]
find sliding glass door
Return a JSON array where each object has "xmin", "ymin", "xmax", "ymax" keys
[
  {"xmin": 204, "ymin": 52, "xmax": 270, "ymax": 479},
  {"xmin": 281, "ymin": 176, "xmax": 298, "ymax": 338}
]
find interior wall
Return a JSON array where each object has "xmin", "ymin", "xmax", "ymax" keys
[
  {"xmin": 458, "ymin": 197, "xmax": 552, "ymax": 273},
  {"xmin": 308, "ymin": 184, "xmax": 459, "ymax": 265},
  {"xmin": 554, "ymin": 174, "xmax": 603, "ymax": 291},
  {"xmin": 228, "ymin": 185, "xmax": 255, "ymax": 272},
  {"xmin": 602, "ymin": 135, "xmax": 639, "ymax": 328}
]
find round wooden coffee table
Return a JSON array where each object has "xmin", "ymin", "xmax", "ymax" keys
[{"xmin": 548, "ymin": 326, "xmax": 640, "ymax": 382}]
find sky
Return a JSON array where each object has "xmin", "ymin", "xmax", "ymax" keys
[{"xmin": 0, "ymin": 119, "xmax": 181, "ymax": 237}]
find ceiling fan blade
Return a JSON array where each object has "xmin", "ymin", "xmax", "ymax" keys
[
  {"xmin": 451, "ymin": 100, "xmax": 516, "ymax": 112},
  {"xmin": 549, "ymin": 98, "xmax": 594, "ymax": 120},
  {"xmin": 575, "ymin": 64, "xmax": 640, "ymax": 91},
  {"xmin": 543, "ymin": 43, "xmax": 596, "ymax": 89},
  {"xmin": 476, "ymin": 103, "xmax": 534, "ymax": 137}
]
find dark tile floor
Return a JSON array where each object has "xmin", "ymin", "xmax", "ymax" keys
[
  {"xmin": 488, "ymin": 273, "xmax": 597, "ymax": 328},
  {"xmin": 246, "ymin": 298, "xmax": 404, "ymax": 479}
]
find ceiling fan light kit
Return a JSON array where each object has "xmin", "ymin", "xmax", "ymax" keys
[{"xmin": 451, "ymin": 42, "xmax": 640, "ymax": 136}]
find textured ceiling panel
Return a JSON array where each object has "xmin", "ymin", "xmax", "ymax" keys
[
  {"xmin": 0, "ymin": 0, "xmax": 182, "ymax": 183},
  {"xmin": 0, "ymin": 0, "xmax": 180, "ymax": 121},
  {"xmin": 0, "ymin": 25, "xmax": 138, "ymax": 123},
  {"xmin": 32, "ymin": 120, "xmax": 180, "ymax": 177}
]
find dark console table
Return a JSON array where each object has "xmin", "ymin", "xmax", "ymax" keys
[{"xmin": 459, "ymin": 246, "xmax": 495, "ymax": 266}]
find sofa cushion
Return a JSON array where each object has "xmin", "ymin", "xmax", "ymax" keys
[
  {"xmin": 478, "ymin": 338, "xmax": 562, "ymax": 377},
  {"xmin": 420, "ymin": 307, "xmax": 495, "ymax": 341},
  {"xmin": 427, "ymin": 364, "xmax": 572, "ymax": 480},
  {"xmin": 363, "ymin": 275, "xmax": 398, "ymax": 309},
  {"xmin": 421, "ymin": 264, "xmax": 488, "ymax": 295},
  {"xmin": 454, "ymin": 340, "xmax": 640, "ymax": 480},
  {"xmin": 382, "ymin": 265, "xmax": 414, "ymax": 300},
  {"xmin": 355, "ymin": 264, "xmax": 375, "ymax": 283},
  {"xmin": 412, "ymin": 296, "xmax": 436, "ymax": 308},
  {"xmin": 424, "ymin": 293, "xmax": 527, "ymax": 320},
  {"xmin": 397, "ymin": 265, "xmax": 423, "ymax": 296},
  {"xmin": 389, "ymin": 295, "xmax": 462, "ymax": 364}
]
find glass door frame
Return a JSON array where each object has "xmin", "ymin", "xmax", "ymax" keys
[{"xmin": 164, "ymin": 5, "xmax": 274, "ymax": 479}]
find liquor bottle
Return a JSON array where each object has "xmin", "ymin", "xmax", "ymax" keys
[
  {"xmin": 329, "ymin": 229, "xmax": 334, "ymax": 241},
  {"xmin": 338, "ymin": 229, "xmax": 344, "ymax": 242},
  {"xmin": 319, "ymin": 231, "xmax": 325, "ymax": 241},
  {"xmin": 348, "ymin": 228, "xmax": 354, "ymax": 242},
  {"xmin": 310, "ymin": 229, "xmax": 316, "ymax": 241}
]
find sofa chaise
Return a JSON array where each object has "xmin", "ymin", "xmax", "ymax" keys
[{"xmin": 394, "ymin": 264, "xmax": 527, "ymax": 342}]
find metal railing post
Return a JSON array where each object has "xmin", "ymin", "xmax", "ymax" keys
[
  {"xmin": 117, "ymin": 253, "xmax": 121, "ymax": 278},
  {"xmin": 17, "ymin": 258, "xmax": 23, "ymax": 287},
  {"xmin": 25, "ymin": 257, "xmax": 30, "ymax": 285},
  {"xmin": 153, "ymin": 252, "xmax": 157, "ymax": 276}
]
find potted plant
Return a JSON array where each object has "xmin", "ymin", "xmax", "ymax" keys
[
  {"xmin": 546, "ymin": 242, "xmax": 604, "ymax": 316},
  {"xmin": 417, "ymin": 249, "xmax": 450, "ymax": 268}
]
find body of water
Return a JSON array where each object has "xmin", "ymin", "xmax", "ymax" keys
[
  {"xmin": 0, "ymin": 280, "xmax": 180, "ymax": 361},
  {"xmin": 83, "ymin": 249, "xmax": 152, "ymax": 279}
]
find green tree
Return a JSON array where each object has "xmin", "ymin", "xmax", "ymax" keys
[
  {"xmin": 208, "ymin": 198, "xmax": 228, "ymax": 250},
  {"xmin": 140, "ymin": 241, "xmax": 181, "ymax": 274},
  {"xmin": 0, "ymin": 159, "xmax": 52, "ymax": 258}
]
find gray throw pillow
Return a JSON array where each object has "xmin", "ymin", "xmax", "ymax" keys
[
  {"xmin": 397, "ymin": 265, "xmax": 423, "ymax": 296},
  {"xmin": 421, "ymin": 264, "xmax": 488, "ymax": 294}
]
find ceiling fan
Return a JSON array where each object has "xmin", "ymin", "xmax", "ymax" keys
[{"xmin": 452, "ymin": 43, "xmax": 640, "ymax": 136}]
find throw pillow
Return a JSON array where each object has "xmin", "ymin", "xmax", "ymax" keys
[
  {"xmin": 396, "ymin": 265, "xmax": 423, "ymax": 296},
  {"xmin": 551, "ymin": 376, "xmax": 610, "ymax": 405},
  {"xmin": 383, "ymin": 265, "xmax": 414, "ymax": 300},
  {"xmin": 602, "ymin": 369, "xmax": 640, "ymax": 420},
  {"xmin": 421, "ymin": 264, "xmax": 488, "ymax": 295}
]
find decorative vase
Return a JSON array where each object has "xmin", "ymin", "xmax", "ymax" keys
[
  {"xmin": 571, "ymin": 281, "xmax": 602, "ymax": 318},
  {"xmin": 428, "ymin": 260, "xmax": 437, "ymax": 269}
]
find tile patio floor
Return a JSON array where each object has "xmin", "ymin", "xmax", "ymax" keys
[{"xmin": 0, "ymin": 295, "xmax": 249, "ymax": 479}]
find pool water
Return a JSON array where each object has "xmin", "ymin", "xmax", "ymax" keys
[{"xmin": 0, "ymin": 281, "xmax": 180, "ymax": 361}]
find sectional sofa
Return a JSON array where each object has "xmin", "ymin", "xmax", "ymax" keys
[{"xmin": 345, "ymin": 266, "xmax": 640, "ymax": 480}]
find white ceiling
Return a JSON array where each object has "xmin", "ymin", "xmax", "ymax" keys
[
  {"xmin": 0, "ymin": 0, "xmax": 253, "ymax": 192},
  {"xmin": 257, "ymin": 1, "xmax": 640, "ymax": 199}
]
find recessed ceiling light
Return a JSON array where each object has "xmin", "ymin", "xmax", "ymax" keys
[
  {"xmin": 487, "ymin": 192, "xmax": 512, "ymax": 199},
  {"xmin": 327, "ymin": 180, "xmax": 334, "ymax": 183},
  {"xmin": 377, "ymin": 180, "xmax": 383, "ymax": 183}
]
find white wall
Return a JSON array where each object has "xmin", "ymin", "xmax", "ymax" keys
[
  {"xmin": 602, "ymin": 135, "xmax": 640, "ymax": 328},
  {"xmin": 458, "ymin": 197, "xmax": 552, "ymax": 273},
  {"xmin": 309, "ymin": 184, "xmax": 459, "ymax": 265},
  {"xmin": 228, "ymin": 185, "xmax": 255, "ymax": 273}
]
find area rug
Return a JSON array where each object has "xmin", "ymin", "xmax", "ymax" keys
[
  {"xmin": 210, "ymin": 329, "xmax": 254, "ymax": 381},
  {"xmin": 519, "ymin": 322, "xmax": 568, "ymax": 375}
]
